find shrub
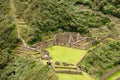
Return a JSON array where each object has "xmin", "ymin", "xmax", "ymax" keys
[{"xmin": 103, "ymin": 5, "xmax": 116, "ymax": 14}]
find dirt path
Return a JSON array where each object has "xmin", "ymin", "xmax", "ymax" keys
[
  {"xmin": 10, "ymin": 0, "xmax": 20, "ymax": 38},
  {"xmin": 10, "ymin": 0, "xmax": 28, "ymax": 47}
]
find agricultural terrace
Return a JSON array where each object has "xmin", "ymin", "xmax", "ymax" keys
[
  {"xmin": 106, "ymin": 71, "xmax": 120, "ymax": 80},
  {"xmin": 57, "ymin": 72, "xmax": 94, "ymax": 80},
  {"xmin": 47, "ymin": 46, "xmax": 86, "ymax": 64}
]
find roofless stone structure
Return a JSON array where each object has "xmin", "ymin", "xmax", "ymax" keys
[{"xmin": 53, "ymin": 32, "xmax": 95, "ymax": 50}]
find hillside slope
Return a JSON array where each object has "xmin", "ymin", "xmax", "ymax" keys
[{"xmin": 0, "ymin": 0, "xmax": 58, "ymax": 80}]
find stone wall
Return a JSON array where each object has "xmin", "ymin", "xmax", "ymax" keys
[
  {"xmin": 100, "ymin": 65, "xmax": 120, "ymax": 80},
  {"xmin": 31, "ymin": 32, "xmax": 95, "ymax": 50},
  {"xmin": 71, "ymin": 38, "xmax": 94, "ymax": 50},
  {"xmin": 55, "ymin": 70, "xmax": 82, "ymax": 75},
  {"xmin": 53, "ymin": 32, "xmax": 95, "ymax": 50},
  {"xmin": 31, "ymin": 40, "xmax": 54, "ymax": 49}
]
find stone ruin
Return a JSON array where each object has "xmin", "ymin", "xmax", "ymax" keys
[
  {"xmin": 31, "ymin": 32, "xmax": 95, "ymax": 50},
  {"xmin": 55, "ymin": 61, "xmax": 60, "ymax": 65},
  {"xmin": 29, "ymin": 32, "xmax": 95, "ymax": 75},
  {"xmin": 54, "ymin": 61, "xmax": 74, "ymax": 66},
  {"xmin": 53, "ymin": 32, "xmax": 95, "ymax": 50},
  {"xmin": 40, "ymin": 48, "xmax": 52, "ymax": 60}
]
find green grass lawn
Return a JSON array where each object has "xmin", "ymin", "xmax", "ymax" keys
[
  {"xmin": 57, "ymin": 72, "xmax": 94, "ymax": 80},
  {"xmin": 47, "ymin": 46, "xmax": 86, "ymax": 64},
  {"xmin": 106, "ymin": 70, "xmax": 120, "ymax": 80}
]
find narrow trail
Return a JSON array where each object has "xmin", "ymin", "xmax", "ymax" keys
[
  {"xmin": 10, "ymin": 0, "xmax": 39, "ymax": 53},
  {"xmin": 10, "ymin": 0, "xmax": 28, "ymax": 48},
  {"xmin": 10, "ymin": 0, "xmax": 20, "ymax": 38}
]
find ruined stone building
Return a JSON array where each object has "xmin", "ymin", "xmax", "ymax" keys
[
  {"xmin": 53, "ymin": 32, "xmax": 95, "ymax": 49},
  {"xmin": 31, "ymin": 32, "xmax": 95, "ymax": 50}
]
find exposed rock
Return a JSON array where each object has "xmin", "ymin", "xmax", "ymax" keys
[
  {"xmin": 47, "ymin": 61, "xmax": 51, "ymax": 65},
  {"xmin": 55, "ymin": 61, "xmax": 60, "ymax": 65},
  {"xmin": 62, "ymin": 62, "xmax": 69, "ymax": 66},
  {"xmin": 41, "ymin": 54, "xmax": 51, "ymax": 60}
]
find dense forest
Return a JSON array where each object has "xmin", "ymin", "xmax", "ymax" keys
[
  {"xmin": 76, "ymin": 0, "xmax": 120, "ymax": 18},
  {"xmin": 0, "ymin": 0, "xmax": 19, "ymax": 50},
  {"xmin": 81, "ymin": 40, "xmax": 120, "ymax": 78}
]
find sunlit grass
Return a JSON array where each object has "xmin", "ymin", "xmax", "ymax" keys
[
  {"xmin": 47, "ymin": 46, "xmax": 86, "ymax": 64},
  {"xmin": 57, "ymin": 72, "xmax": 94, "ymax": 80}
]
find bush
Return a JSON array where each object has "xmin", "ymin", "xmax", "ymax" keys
[
  {"xmin": 27, "ymin": 35, "xmax": 42, "ymax": 45},
  {"xmin": 101, "ymin": 17, "xmax": 110, "ymax": 25},
  {"xmin": 106, "ymin": 22, "xmax": 115, "ymax": 30},
  {"xmin": 103, "ymin": 5, "xmax": 116, "ymax": 14}
]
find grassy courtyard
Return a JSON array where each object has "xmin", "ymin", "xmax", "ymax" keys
[
  {"xmin": 47, "ymin": 46, "xmax": 86, "ymax": 64},
  {"xmin": 106, "ymin": 71, "xmax": 120, "ymax": 80},
  {"xmin": 47, "ymin": 46, "xmax": 94, "ymax": 80},
  {"xmin": 57, "ymin": 72, "xmax": 94, "ymax": 80}
]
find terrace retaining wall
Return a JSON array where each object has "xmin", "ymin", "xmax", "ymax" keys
[
  {"xmin": 100, "ymin": 65, "xmax": 120, "ymax": 80},
  {"xmin": 55, "ymin": 70, "xmax": 82, "ymax": 75}
]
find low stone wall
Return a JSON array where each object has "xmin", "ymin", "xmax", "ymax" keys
[
  {"xmin": 72, "ymin": 37, "xmax": 88, "ymax": 44},
  {"xmin": 55, "ymin": 66, "xmax": 77, "ymax": 70},
  {"xmin": 31, "ymin": 40, "xmax": 54, "ymax": 49},
  {"xmin": 76, "ymin": 52, "xmax": 88, "ymax": 66},
  {"xmin": 70, "ymin": 38, "xmax": 95, "ymax": 50},
  {"xmin": 55, "ymin": 70, "xmax": 82, "ymax": 75},
  {"xmin": 76, "ymin": 44, "xmax": 101, "ymax": 66},
  {"xmin": 71, "ymin": 41, "xmax": 94, "ymax": 50},
  {"xmin": 100, "ymin": 65, "xmax": 120, "ymax": 80}
]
